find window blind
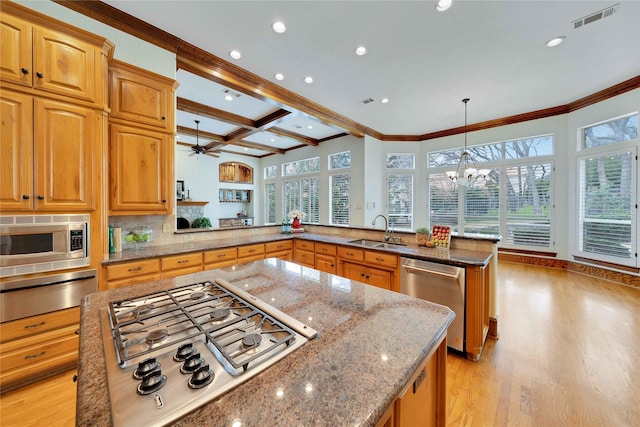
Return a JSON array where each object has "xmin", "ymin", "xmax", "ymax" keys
[
  {"xmin": 387, "ymin": 174, "xmax": 413, "ymax": 230},
  {"xmin": 264, "ymin": 182, "xmax": 276, "ymax": 224},
  {"xmin": 428, "ymin": 173, "xmax": 459, "ymax": 230},
  {"xmin": 464, "ymin": 172, "xmax": 500, "ymax": 236},
  {"xmin": 330, "ymin": 174, "xmax": 350, "ymax": 225}
]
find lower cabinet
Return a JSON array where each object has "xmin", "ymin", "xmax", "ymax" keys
[
  {"xmin": 338, "ymin": 246, "xmax": 398, "ymax": 291},
  {"xmin": 341, "ymin": 261, "xmax": 392, "ymax": 290},
  {"xmin": 465, "ymin": 263, "xmax": 491, "ymax": 360},
  {"xmin": 204, "ymin": 247, "xmax": 237, "ymax": 270},
  {"xmin": 294, "ymin": 240, "xmax": 314, "ymax": 268},
  {"xmin": 105, "ymin": 258, "xmax": 161, "ymax": 289},
  {"xmin": 161, "ymin": 252, "xmax": 203, "ymax": 279},
  {"xmin": 315, "ymin": 243, "xmax": 337, "ymax": 274},
  {"xmin": 237, "ymin": 243, "xmax": 265, "ymax": 263},
  {"xmin": 0, "ymin": 307, "xmax": 80, "ymax": 391},
  {"xmin": 265, "ymin": 240, "xmax": 293, "ymax": 261}
]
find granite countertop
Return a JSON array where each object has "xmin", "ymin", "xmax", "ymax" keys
[
  {"xmin": 104, "ymin": 231, "xmax": 494, "ymax": 267},
  {"xmin": 76, "ymin": 259, "xmax": 455, "ymax": 426}
]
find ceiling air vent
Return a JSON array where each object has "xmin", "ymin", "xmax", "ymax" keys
[
  {"xmin": 221, "ymin": 88, "xmax": 241, "ymax": 98},
  {"xmin": 573, "ymin": 3, "xmax": 618, "ymax": 29},
  {"xmin": 360, "ymin": 97, "xmax": 375, "ymax": 105}
]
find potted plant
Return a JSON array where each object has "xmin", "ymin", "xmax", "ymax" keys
[
  {"xmin": 415, "ymin": 227, "xmax": 431, "ymax": 246},
  {"xmin": 191, "ymin": 217, "xmax": 212, "ymax": 229}
]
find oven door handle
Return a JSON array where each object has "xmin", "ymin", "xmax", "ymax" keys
[{"xmin": 402, "ymin": 265, "xmax": 460, "ymax": 279}]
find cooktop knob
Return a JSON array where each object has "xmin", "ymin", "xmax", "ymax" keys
[
  {"xmin": 133, "ymin": 357, "xmax": 161, "ymax": 380},
  {"xmin": 173, "ymin": 342, "xmax": 196, "ymax": 361},
  {"xmin": 137, "ymin": 370, "xmax": 167, "ymax": 395},
  {"xmin": 188, "ymin": 364, "xmax": 214, "ymax": 389},
  {"xmin": 180, "ymin": 352, "xmax": 204, "ymax": 374}
]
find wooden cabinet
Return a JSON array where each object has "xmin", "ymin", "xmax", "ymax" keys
[
  {"xmin": 204, "ymin": 247, "xmax": 238, "ymax": 270},
  {"xmin": 0, "ymin": 89, "xmax": 98, "ymax": 211},
  {"xmin": 294, "ymin": 240, "xmax": 315, "ymax": 268},
  {"xmin": 337, "ymin": 246, "xmax": 399, "ymax": 291},
  {"xmin": 219, "ymin": 162, "xmax": 253, "ymax": 183},
  {"xmin": 105, "ymin": 258, "xmax": 161, "ymax": 290},
  {"xmin": 315, "ymin": 243, "xmax": 337, "ymax": 274},
  {"xmin": 109, "ymin": 123, "xmax": 172, "ymax": 214},
  {"xmin": 109, "ymin": 59, "xmax": 174, "ymax": 131},
  {"xmin": 465, "ymin": 263, "xmax": 491, "ymax": 361},
  {"xmin": 162, "ymin": 252, "xmax": 203, "ymax": 279},
  {"xmin": 0, "ymin": 307, "xmax": 79, "ymax": 390},
  {"xmin": 237, "ymin": 243, "xmax": 265, "ymax": 263},
  {"xmin": 1, "ymin": 12, "xmax": 106, "ymax": 104},
  {"xmin": 265, "ymin": 240, "xmax": 293, "ymax": 261},
  {"xmin": 108, "ymin": 61, "xmax": 176, "ymax": 215}
]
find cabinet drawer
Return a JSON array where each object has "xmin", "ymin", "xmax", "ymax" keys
[
  {"xmin": 365, "ymin": 251, "xmax": 398, "ymax": 268},
  {"xmin": 204, "ymin": 248, "xmax": 237, "ymax": 264},
  {"xmin": 237, "ymin": 244, "xmax": 264, "ymax": 258},
  {"xmin": 162, "ymin": 253, "xmax": 203, "ymax": 272},
  {"xmin": 0, "ymin": 307, "xmax": 79, "ymax": 343},
  {"xmin": 294, "ymin": 250, "xmax": 314, "ymax": 268},
  {"xmin": 315, "ymin": 243, "xmax": 336, "ymax": 256},
  {"xmin": 106, "ymin": 273, "xmax": 161, "ymax": 290},
  {"xmin": 338, "ymin": 246, "xmax": 364, "ymax": 262},
  {"xmin": 265, "ymin": 240, "xmax": 293, "ymax": 253},
  {"xmin": 295, "ymin": 240, "xmax": 314, "ymax": 251},
  {"xmin": 106, "ymin": 259, "xmax": 160, "ymax": 281},
  {"xmin": 0, "ymin": 324, "xmax": 78, "ymax": 371}
]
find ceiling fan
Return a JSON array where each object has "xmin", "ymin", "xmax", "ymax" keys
[{"xmin": 176, "ymin": 119, "xmax": 219, "ymax": 158}]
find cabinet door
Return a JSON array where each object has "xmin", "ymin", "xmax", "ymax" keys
[
  {"xmin": 315, "ymin": 254, "xmax": 337, "ymax": 274},
  {"xmin": 341, "ymin": 262, "xmax": 366, "ymax": 283},
  {"xmin": 0, "ymin": 14, "xmax": 32, "ymax": 86},
  {"xmin": 366, "ymin": 267, "xmax": 392, "ymax": 290},
  {"xmin": 0, "ymin": 90, "xmax": 32, "ymax": 211},
  {"xmin": 33, "ymin": 97, "xmax": 96, "ymax": 211},
  {"xmin": 32, "ymin": 25, "xmax": 97, "ymax": 103},
  {"xmin": 109, "ymin": 61, "xmax": 174, "ymax": 130},
  {"xmin": 109, "ymin": 123, "xmax": 171, "ymax": 214}
]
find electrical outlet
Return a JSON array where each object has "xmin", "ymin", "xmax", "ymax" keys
[
  {"xmin": 183, "ymin": 234, "xmax": 194, "ymax": 242},
  {"xmin": 162, "ymin": 223, "xmax": 171, "ymax": 233}
]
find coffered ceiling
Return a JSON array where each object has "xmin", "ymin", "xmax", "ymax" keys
[{"xmin": 71, "ymin": 1, "xmax": 640, "ymax": 158}]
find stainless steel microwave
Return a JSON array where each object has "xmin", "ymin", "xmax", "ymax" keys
[{"xmin": 0, "ymin": 215, "xmax": 90, "ymax": 277}]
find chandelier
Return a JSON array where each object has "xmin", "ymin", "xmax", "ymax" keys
[{"xmin": 446, "ymin": 98, "xmax": 490, "ymax": 187}]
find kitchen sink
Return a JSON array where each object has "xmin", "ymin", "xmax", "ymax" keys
[{"xmin": 347, "ymin": 239, "xmax": 406, "ymax": 248}]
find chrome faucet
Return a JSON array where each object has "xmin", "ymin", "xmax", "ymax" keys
[{"xmin": 372, "ymin": 214, "xmax": 391, "ymax": 242}]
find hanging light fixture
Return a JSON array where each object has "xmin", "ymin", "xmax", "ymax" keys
[{"xmin": 446, "ymin": 98, "xmax": 490, "ymax": 187}]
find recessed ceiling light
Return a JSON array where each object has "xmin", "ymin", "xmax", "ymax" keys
[
  {"xmin": 274, "ymin": 73, "xmax": 285, "ymax": 81},
  {"xmin": 224, "ymin": 94, "xmax": 233, "ymax": 101},
  {"xmin": 270, "ymin": 138, "xmax": 275, "ymax": 142},
  {"xmin": 546, "ymin": 36, "xmax": 566, "ymax": 47},
  {"xmin": 355, "ymin": 46, "xmax": 367, "ymax": 56},
  {"xmin": 435, "ymin": 0, "xmax": 453, "ymax": 12},
  {"xmin": 381, "ymin": 98, "xmax": 389, "ymax": 104},
  {"xmin": 307, "ymin": 125, "xmax": 313, "ymax": 129},
  {"xmin": 272, "ymin": 21, "xmax": 286, "ymax": 33},
  {"xmin": 304, "ymin": 76, "xmax": 313, "ymax": 84},
  {"xmin": 229, "ymin": 50, "xmax": 242, "ymax": 59}
]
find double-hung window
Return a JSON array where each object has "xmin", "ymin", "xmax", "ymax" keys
[
  {"xmin": 576, "ymin": 114, "xmax": 638, "ymax": 266},
  {"xmin": 386, "ymin": 154, "xmax": 414, "ymax": 230},
  {"xmin": 282, "ymin": 157, "xmax": 320, "ymax": 223},
  {"xmin": 329, "ymin": 151, "xmax": 351, "ymax": 225},
  {"xmin": 264, "ymin": 166, "xmax": 277, "ymax": 224}
]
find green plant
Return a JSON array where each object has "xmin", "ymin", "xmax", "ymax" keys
[
  {"xmin": 191, "ymin": 217, "xmax": 212, "ymax": 228},
  {"xmin": 415, "ymin": 227, "xmax": 430, "ymax": 234}
]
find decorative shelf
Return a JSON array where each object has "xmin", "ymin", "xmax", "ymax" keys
[{"xmin": 177, "ymin": 201, "xmax": 209, "ymax": 206}]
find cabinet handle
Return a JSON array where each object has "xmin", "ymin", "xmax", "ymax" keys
[
  {"xmin": 22, "ymin": 194, "xmax": 30, "ymax": 200},
  {"xmin": 161, "ymin": 116, "xmax": 166, "ymax": 121},
  {"xmin": 75, "ymin": 329, "xmax": 80, "ymax": 335},
  {"xmin": 21, "ymin": 68, "xmax": 29, "ymax": 75},
  {"xmin": 25, "ymin": 351, "xmax": 46, "ymax": 360},
  {"xmin": 35, "ymin": 72, "xmax": 43, "ymax": 78},
  {"xmin": 25, "ymin": 321, "xmax": 45, "ymax": 329},
  {"xmin": 162, "ymin": 199, "xmax": 167, "ymax": 203},
  {"xmin": 217, "ymin": 254, "xmax": 226, "ymax": 258},
  {"xmin": 37, "ymin": 195, "xmax": 44, "ymax": 200},
  {"xmin": 330, "ymin": 263, "xmax": 335, "ymax": 267},
  {"xmin": 413, "ymin": 369, "xmax": 426, "ymax": 393},
  {"xmin": 376, "ymin": 257, "xmax": 384, "ymax": 262},
  {"xmin": 178, "ymin": 260, "xmax": 189, "ymax": 264},
  {"xmin": 248, "ymin": 249, "xmax": 256, "ymax": 253},
  {"xmin": 360, "ymin": 273, "xmax": 365, "ymax": 277},
  {"xmin": 128, "ymin": 267, "xmax": 142, "ymax": 272}
]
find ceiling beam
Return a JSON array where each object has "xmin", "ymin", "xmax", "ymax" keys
[
  {"xmin": 177, "ymin": 97, "xmax": 255, "ymax": 129},
  {"xmin": 176, "ymin": 125, "xmax": 225, "ymax": 142},
  {"xmin": 233, "ymin": 140, "xmax": 286, "ymax": 154},
  {"xmin": 267, "ymin": 127, "xmax": 319, "ymax": 146}
]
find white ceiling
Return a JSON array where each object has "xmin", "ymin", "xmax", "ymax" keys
[{"xmin": 103, "ymin": 0, "xmax": 640, "ymax": 156}]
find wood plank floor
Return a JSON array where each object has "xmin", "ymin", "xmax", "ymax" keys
[{"xmin": 1, "ymin": 261, "xmax": 639, "ymax": 426}]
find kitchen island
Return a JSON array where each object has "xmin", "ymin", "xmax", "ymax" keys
[{"xmin": 77, "ymin": 258, "xmax": 454, "ymax": 426}]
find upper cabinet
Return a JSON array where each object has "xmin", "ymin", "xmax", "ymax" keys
[
  {"xmin": 219, "ymin": 162, "xmax": 253, "ymax": 184},
  {"xmin": 108, "ymin": 61, "xmax": 177, "ymax": 215},
  {"xmin": 109, "ymin": 60, "xmax": 176, "ymax": 131},
  {"xmin": 0, "ymin": 4, "xmax": 111, "ymax": 213},
  {"xmin": 0, "ymin": 12, "xmax": 110, "ymax": 105}
]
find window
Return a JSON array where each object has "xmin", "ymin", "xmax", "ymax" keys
[
  {"xmin": 330, "ymin": 174, "xmax": 350, "ymax": 225},
  {"xmin": 329, "ymin": 152, "xmax": 351, "ymax": 225},
  {"xmin": 386, "ymin": 153, "xmax": 415, "ymax": 169},
  {"xmin": 264, "ymin": 165, "xmax": 277, "ymax": 179},
  {"xmin": 582, "ymin": 114, "xmax": 638, "ymax": 149},
  {"xmin": 577, "ymin": 149, "xmax": 635, "ymax": 263},
  {"xmin": 387, "ymin": 174, "xmax": 413, "ymax": 230},
  {"xmin": 264, "ymin": 182, "xmax": 276, "ymax": 224},
  {"xmin": 282, "ymin": 157, "xmax": 320, "ymax": 177},
  {"xmin": 464, "ymin": 172, "xmax": 500, "ymax": 236},
  {"xmin": 283, "ymin": 177, "xmax": 319, "ymax": 224},
  {"xmin": 429, "ymin": 173, "xmax": 459, "ymax": 230}
]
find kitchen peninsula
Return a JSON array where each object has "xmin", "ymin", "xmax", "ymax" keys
[{"xmin": 77, "ymin": 259, "xmax": 454, "ymax": 426}]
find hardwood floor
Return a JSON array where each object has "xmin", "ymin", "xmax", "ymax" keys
[{"xmin": 1, "ymin": 261, "xmax": 638, "ymax": 426}]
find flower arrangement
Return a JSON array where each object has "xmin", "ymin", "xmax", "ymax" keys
[{"xmin": 287, "ymin": 210, "xmax": 306, "ymax": 229}]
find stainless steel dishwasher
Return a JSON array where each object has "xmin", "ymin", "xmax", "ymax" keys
[{"xmin": 400, "ymin": 257, "xmax": 465, "ymax": 352}]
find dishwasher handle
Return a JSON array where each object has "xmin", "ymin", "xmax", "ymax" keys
[{"xmin": 402, "ymin": 264, "xmax": 460, "ymax": 279}]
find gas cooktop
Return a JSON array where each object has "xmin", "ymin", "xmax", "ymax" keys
[{"xmin": 100, "ymin": 278, "xmax": 317, "ymax": 427}]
